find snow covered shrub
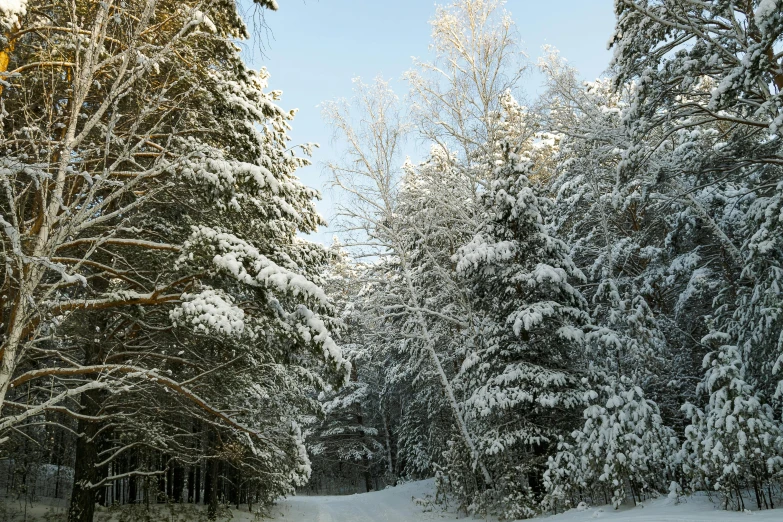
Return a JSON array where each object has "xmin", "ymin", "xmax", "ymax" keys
[
  {"xmin": 436, "ymin": 439, "xmax": 491, "ymax": 517},
  {"xmin": 680, "ymin": 341, "xmax": 783, "ymax": 510},
  {"xmin": 489, "ymin": 460, "xmax": 540, "ymax": 520},
  {"xmin": 544, "ymin": 376, "xmax": 677, "ymax": 510}
]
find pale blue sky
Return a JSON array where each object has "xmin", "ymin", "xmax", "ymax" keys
[{"xmin": 242, "ymin": 0, "xmax": 616, "ymax": 243}]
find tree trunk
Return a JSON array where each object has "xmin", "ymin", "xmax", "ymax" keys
[
  {"xmin": 54, "ymin": 429, "xmax": 64, "ymax": 499},
  {"xmin": 157, "ymin": 455, "xmax": 166, "ymax": 503},
  {"xmin": 232, "ymin": 467, "xmax": 240, "ymax": 509},
  {"xmin": 207, "ymin": 459, "xmax": 219, "ymax": 520},
  {"xmin": 67, "ymin": 387, "xmax": 103, "ymax": 522},
  {"xmin": 187, "ymin": 465, "xmax": 195, "ymax": 503},
  {"xmin": 113, "ymin": 461, "xmax": 121, "ymax": 505},
  {"xmin": 527, "ymin": 442, "xmax": 547, "ymax": 498},
  {"xmin": 382, "ymin": 410, "xmax": 397, "ymax": 485},
  {"xmin": 401, "ymin": 264, "xmax": 493, "ymax": 486},
  {"xmin": 362, "ymin": 454, "xmax": 372, "ymax": 493},
  {"xmin": 203, "ymin": 459, "xmax": 212, "ymax": 507},
  {"xmin": 195, "ymin": 462, "xmax": 202, "ymax": 504},
  {"xmin": 173, "ymin": 462, "xmax": 185, "ymax": 503},
  {"xmin": 166, "ymin": 458, "xmax": 173, "ymax": 500},
  {"xmin": 94, "ymin": 438, "xmax": 109, "ymax": 508},
  {"xmin": 354, "ymin": 389, "xmax": 373, "ymax": 493},
  {"xmin": 127, "ymin": 451, "xmax": 137, "ymax": 504}
]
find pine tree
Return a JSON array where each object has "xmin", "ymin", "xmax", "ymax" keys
[
  {"xmin": 680, "ymin": 341, "xmax": 783, "ymax": 510},
  {"xmin": 545, "ymin": 376, "xmax": 677, "ymax": 509},
  {"xmin": 455, "ymin": 139, "xmax": 589, "ymax": 517},
  {"xmin": 0, "ymin": 2, "xmax": 348, "ymax": 520}
]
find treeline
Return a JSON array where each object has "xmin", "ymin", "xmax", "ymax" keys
[
  {"xmin": 0, "ymin": 1, "xmax": 348, "ymax": 521},
  {"xmin": 306, "ymin": 0, "xmax": 783, "ymax": 519}
]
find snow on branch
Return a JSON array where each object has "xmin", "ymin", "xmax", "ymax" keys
[
  {"xmin": 170, "ymin": 286, "xmax": 249, "ymax": 338},
  {"xmin": 183, "ymin": 225, "xmax": 329, "ymax": 305}
]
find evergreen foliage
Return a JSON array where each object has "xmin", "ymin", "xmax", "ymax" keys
[{"xmin": 4, "ymin": 1, "xmax": 783, "ymax": 520}]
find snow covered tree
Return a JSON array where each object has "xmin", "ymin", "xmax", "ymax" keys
[
  {"xmin": 680, "ymin": 340, "xmax": 783, "ymax": 510},
  {"xmin": 406, "ymin": 0, "xmax": 529, "ymax": 188},
  {"xmin": 323, "ymin": 76, "xmax": 497, "ymax": 490},
  {"xmin": 542, "ymin": 51, "xmax": 686, "ymax": 407},
  {"xmin": 321, "ymin": 6, "xmax": 546, "ymax": 513},
  {"xmin": 0, "ymin": 1, "xmax": 347, "ymax": 520},
  {"xmin": 545, "ymin": 376, "xmax": 678, "ymax": 510},
  {"xmin": 305, "ymin": 246, "xmax": 391, "ymax": 493},
  {"xmin": 308, "ymin": 363, "xmax": 385, "ymax": 493},
  {"xmin": 0, "ymin": 0, "xmax": 342, "ymax": 426},
  {"xmin": 7, "ymin": 0, "xmax": 783, "ymax": 518},
  {"xmin": 609, "ymin": 2, "xmax": 783, "ymax": 406},
  {"xmin": 612, "ymin": 0, "xmax": 783, "ymax": 145},
  {"xmin": 454, "ymin": 138, "xmax": 589, "ymax": 517},
  {"xmin": 610, "ymin": 7, "xmax": 783, "ymax": 512}
]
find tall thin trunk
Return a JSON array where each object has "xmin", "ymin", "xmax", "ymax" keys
[
  {"xmin": 114, "ymin": 460, "xmax": 121, "ymax": 505},
  {"xmin": 94, "ymin": 434, "xmax": 109, "ymax": 508},
  {"xmin": 67, "ymin": 387, "xmax": 103, "ymax": 522},
  {"xmin": 128, "ymin": 450, "xmax": 138, "ymax": 504},
  {"xmin": 173, "ymin": 462, "xmax": 184, "ymax": 503},
  {"xmin": 362, "ymin": 454, "xmax": 372, "ymax": 493},
  {"xmin": 165, "ymin": 457, "xmax": 173, "ymax": 500},
  {"xmin": 54, "ymin": 429, "xmax": 63, "ymax": 499},
  {"xmin": 402, "ymin": 265, "xmax": 492, "ymax": 486},
  {"xmin": 232, "ymin": 466, "xmax": 240, "ymax": 509},
  {"xmin": 187, "ymin": 465, "xmax": 195, "ymax": 503},
  {"xmin": 203, "ymin": 459, "xmax": 212, "ymax": 507},
  {"xmin": 767, "ymin": 483, "xmax": 774, "ymax": 509},
  {"xmin": 352, "ymin": 363, "xmax": 374, "ymax": 493},
  {"xmin": 194, "ymin": 462, "xmax": 202, "ymax": 504},
  {"xmin": 207, "ymin": 459, "xmax": 219, "ymax": 520},
  {"xmin": 157, "ymin": 454, "xmax": 166, "ymax": 503},
  {"xmin": 382, "ymin": 409, "xmax": 396, "ymax": 485},
  {"xmin": 753, "ymin": 481, "xmax": 762, "ymax": 510}
]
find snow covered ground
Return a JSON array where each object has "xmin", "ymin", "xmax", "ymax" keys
[
  {"xmin": 4, "ymin": 480, "xmax": 782, "ymax": 521},
  {"xmin": 539, "ymin": 494, "xmax": 783, "ymax": 522},
  {"xmin": 261, "ymin": 480, "xmax": 783, "ymax": 522},
  {"xmin": 260, "ymin": 479, "xmax": 462, "ymax": 521}
]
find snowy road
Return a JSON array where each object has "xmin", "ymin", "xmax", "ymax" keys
[
  {"xmin": 264, "ymin": 480, "xmax": 463, "ymax": 521},
  {"xmin": 256, "ymin": 479, "xmax": 783, "ymax": 522}
]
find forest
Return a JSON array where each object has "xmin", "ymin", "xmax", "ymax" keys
[{"xmin": 1, "ymin": 0, "xmax": 783, "ymax": 521}]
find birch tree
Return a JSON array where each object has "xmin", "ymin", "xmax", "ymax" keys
[
  {"xmin": 324, "ymin": 77, "xmax": 494, "ymax": 486},
  {"xmin": 405, "ymin": 0, "xmax": 528, "ymax": 178}
]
